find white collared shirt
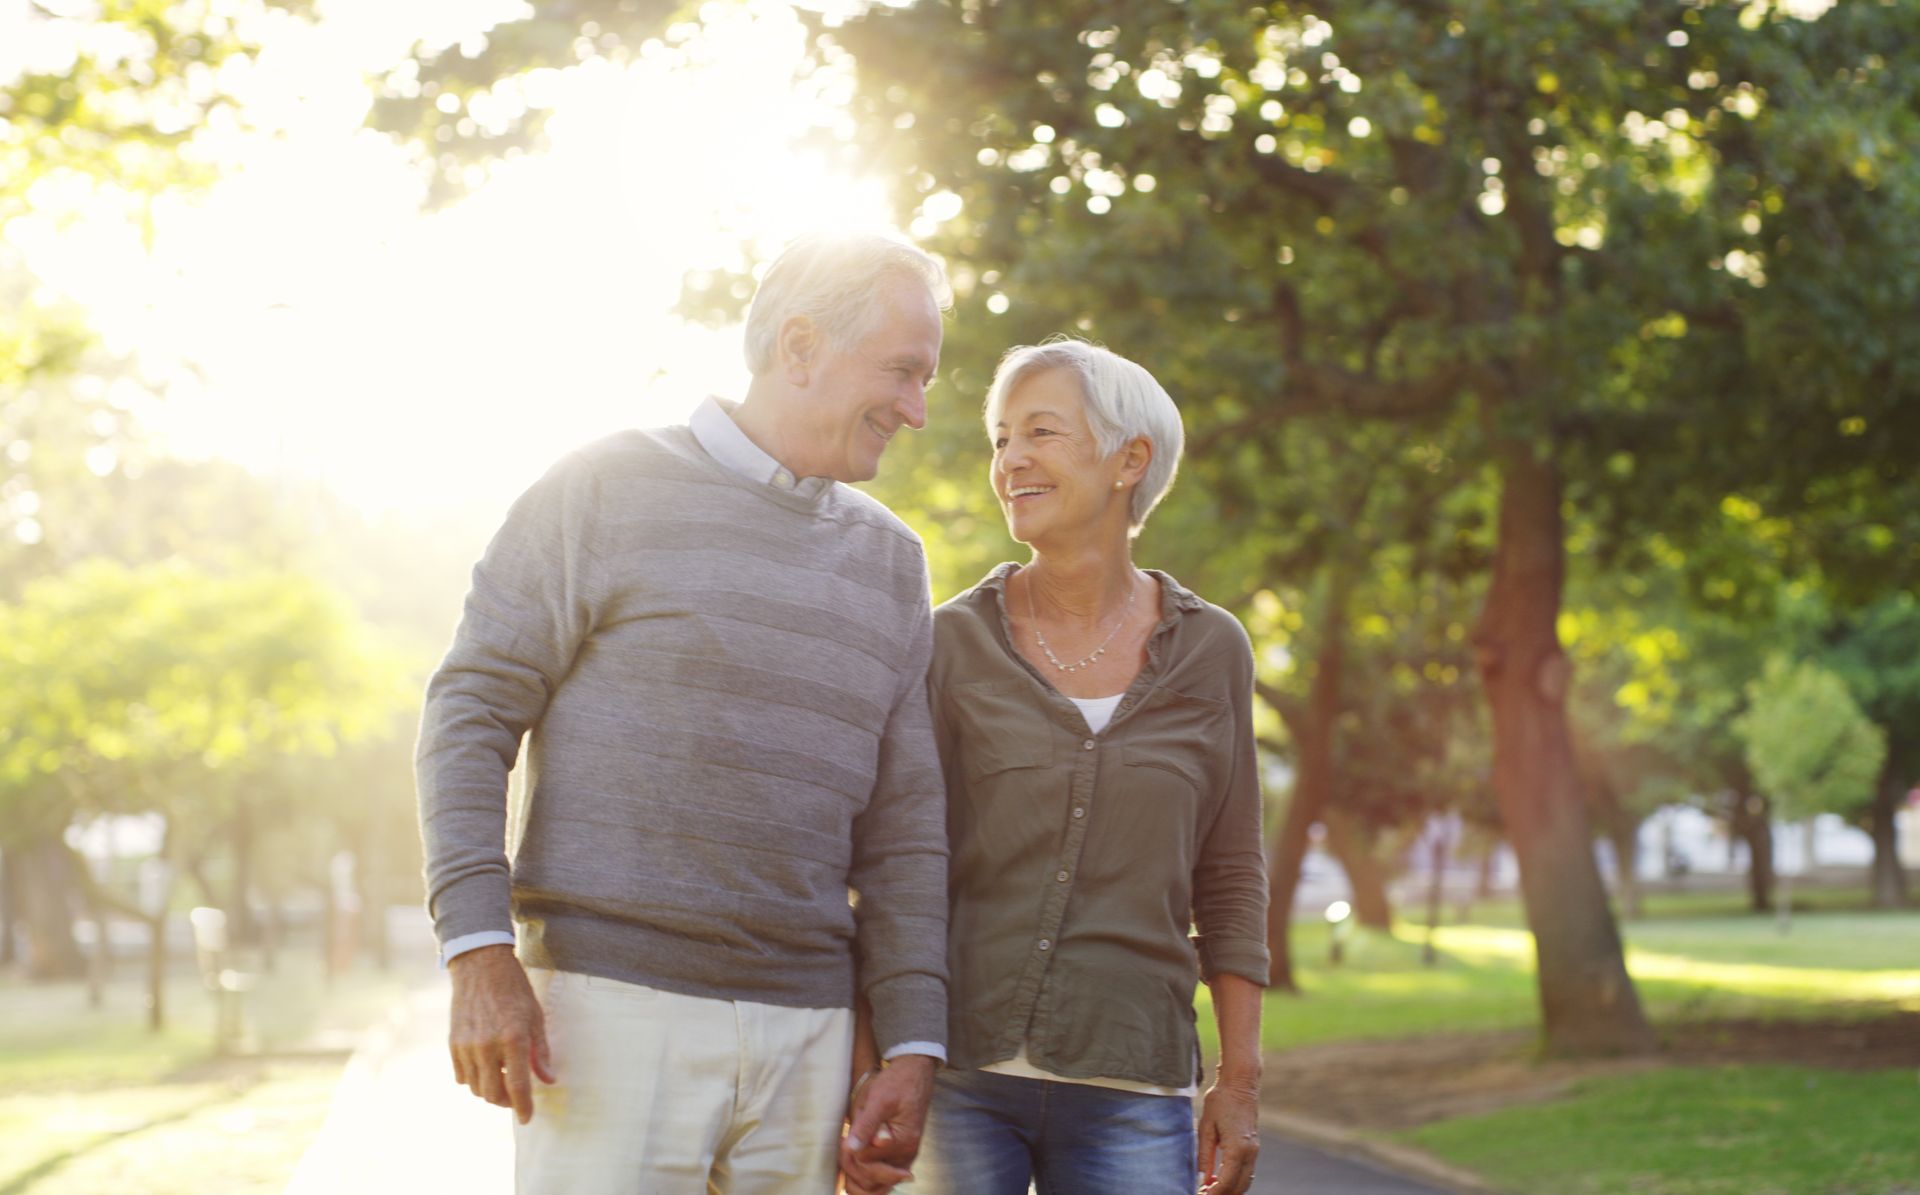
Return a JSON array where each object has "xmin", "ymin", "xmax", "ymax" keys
[{"xmin": 687, "ymin": 396, "xmax": 832, "ymax": 498}]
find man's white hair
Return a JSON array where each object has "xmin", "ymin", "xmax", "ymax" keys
[
  {"xmin": 984, "ymin": 337, "xmax": 1185, "ymax": 535},
  {"xmin": 743, "ymin": 232, "xmax": 951, "ymax": 376}
]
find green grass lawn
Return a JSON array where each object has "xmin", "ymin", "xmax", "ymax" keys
[
  {"xmin": 0, "ymin": 952, "xmax": 419, "ymax": 1195},
  {"xmin": 1210, "ymin": 892, "xmax": 1920, "ymax": 1055},
  {"xmin": 1400, "ymin": 1065, "xmax": 1920, "ymax": 1195},
  {"xmin": 1202, "ymin": 889, "xmax": 1920, "ymax": 1195}
]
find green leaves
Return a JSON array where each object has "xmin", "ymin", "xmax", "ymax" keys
[
  {"xmin": 0, "ymin": 559, "xmax": 412, "ymax": 838},
  {"xmin": 1734, "ymin": 654, "xmax": 1886, "ymax": 823}
]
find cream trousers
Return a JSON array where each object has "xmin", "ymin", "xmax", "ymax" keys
[{"xmin": 515, "ymin": 969, "xmax": 853, "ymax": 1195}]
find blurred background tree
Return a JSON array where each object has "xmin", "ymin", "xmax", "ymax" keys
[
  {"xmin": 1735, "ymin": 653, "xmax": 1887, "ymax": 933},
  {"xmin": 0, "ymin": 560, "xmax": 411, "ymax": 1025},
  {"xmin": 0, "ymin": 0, "xmax": 454, "ymax": 1013}
]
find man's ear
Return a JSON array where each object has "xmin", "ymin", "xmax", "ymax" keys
[{"xmin": 779, "ymin": 316, "xmax": 818, "ymax": 387}]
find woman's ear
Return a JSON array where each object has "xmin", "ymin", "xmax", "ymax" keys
[
  {"xmin": 1119, "ymin": 435, "xmax": 1154, "ymax": 487},
  {"xmin": 778, "ymin": 316, "xmax": 817, "ymax": 386}
]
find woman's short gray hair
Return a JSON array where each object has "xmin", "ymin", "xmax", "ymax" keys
[
  {"xmin": 983, "ymin": 337, "xmax": 1185, "ymax": 535},
  {"xmin": 743, "ymin": 232, "xmax": 951, "ymax": 376}
]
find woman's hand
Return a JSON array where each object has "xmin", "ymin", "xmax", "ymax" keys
[
  {"xmin": 839, "ymin": 1057, "xmax": 932, "ymax": 1194},
  {"xmin": 1196, "ymin": 1077, "xmax": 1261, "ymax": 1194}
]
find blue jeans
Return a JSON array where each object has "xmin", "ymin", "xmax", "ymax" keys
[{"xmin": 911, "ymin": 1067, "xmax": 1196, "ymax": 1195}]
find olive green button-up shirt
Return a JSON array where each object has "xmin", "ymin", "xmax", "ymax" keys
[{"xmin": 929, "ymin": 564, "xmax": 1270, "ymax": 1089}]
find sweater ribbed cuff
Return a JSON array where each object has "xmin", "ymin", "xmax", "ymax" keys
[
  {"xmin": 429, "ymin": 871, "xmax": 515, "ymax": 947},
  {"xmin": 865, "ymin": 971, "xmax": 947, "ymax": 1056}
]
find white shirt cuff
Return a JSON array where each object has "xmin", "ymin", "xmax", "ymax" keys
[
  {"xmin": 883, "ymin": 1040, "xmax": 947, "ymax": 1064},
  {"xmin": 440, "ymin": 929, "xmax": 516, "ymax": 968}
]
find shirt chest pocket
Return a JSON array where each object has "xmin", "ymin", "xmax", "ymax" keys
[
  {"xmin": 945, "ymin": 679, "xmax": 1056, "ymax": 780},
  {"xmin": 1117, "ymin": 687, "xmax": 1229, "ymax": 811}
]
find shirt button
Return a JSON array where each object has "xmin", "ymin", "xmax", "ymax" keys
[
  {"xmin": 773, "ymin": 469, "xmax": 794, "ymax": 489},
  {"xmin": 1055, "ymin": 870, "xmax": 1069, "ymax": 882},
  {"xmin": 1037, "ymin": 939, "xmax": 1052, "ymax": 952},
  {"xmin": 1082, "ymin": 739, "xmax": 1096, "ymax": 751},
  {"xmin": 1072, "ymin": 807, "xmax": 1085, "ymax": 819}
]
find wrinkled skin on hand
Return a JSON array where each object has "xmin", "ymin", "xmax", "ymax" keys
[{"xmin": 447, "ymin": 944, "xmax": 555, "ymax": 1124}]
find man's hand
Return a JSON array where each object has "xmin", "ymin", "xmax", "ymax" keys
[
  {"xmin": 839, "ymin": 1055, "xmax": 936, "ymax": 1195},
  {"xmin": 447, "ymin": 944, "xmax": 555, "ymax": 1124},
  {"xmin": 1196, "ymin": 1076, "xmax": 1261, "ymax": 1195}
]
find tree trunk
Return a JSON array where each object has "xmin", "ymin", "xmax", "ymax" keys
[
  {"xmin": 1730, "ymin": 792, "xmax": 1774, "ymax": 913},
  {"xmin": 1868, "ymin": 763, "xmax": 1910, "ymax": 909},
  {"xmin": 354, "ymin": 842, "xmax": 391, "ymax": 972},
  {"xmin": 1600, "ymin": 799, "xmax": 1643, "ymax": 922},
  {"xmin": 16, "ymin": 833, "xmax": 88, "ymax": 980},
  {"xmin": 145, "ymin": 907, "xmax": 168, "ymax": 1031},
  {"xmin": 1324, "ymin": 807, "xmax": 1393, "ymax": 929},
  {"xmin": 1775, "ymin": 820, "xmax": 1796, "ymax": 934},
  {"xmin": 0, "ymin": 845, "xmax": 17, "ymax": 968},
  {"xmin": 229, "ymin": 797, "xmax": 256, "ymax": 947},
  {"xmin": 1423, "ymin": 820, "xmax": 1451, "ymax": 966},
  {"xmin": 58, "ymin": 837, "xmax": 170, "ymax": 1030},
  {"xmin": 1472, "ymin": 444, "xmax": 1653, "ymax": 1056},
  {"xmin": 1262, "ymin": 573, "xmax": 1351, "ymax": 991},
  {"xmin": 1576, "ymin": 742, "xmax": 1644, "ymax": 921},
  {"xmin": 69, "ymin": 848, "xmax": 109, "ymax": 1009},
  {"xmin": 183, "ymin": 849, "xmax": 219, "ymax": 909},
  {"xmin": 143, "ymin": 824, "xmax": 174, "ymax": 1032}
]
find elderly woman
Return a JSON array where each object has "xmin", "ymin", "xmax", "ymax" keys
[{"xmin": 851, "ymin": 339, "xmax": 1269, "ymax": 1195}]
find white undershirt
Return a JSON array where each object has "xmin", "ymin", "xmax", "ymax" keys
[
  {"xmin": 981, "ymin": 1048, "xmax": 1199, "ymax": 1099},
  {"xmin": 1068, "ymin": 693, "xmax": 1126, "ymax": 734}
]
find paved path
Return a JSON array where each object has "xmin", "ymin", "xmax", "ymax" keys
[
  {"xmin": 285, "ymin": 977, "xmax": 515, "ymax": 1195},
  {"xmin": 1247, "ymin": 1140, "xmax": 1452, "ymax": 1194},
  {"xmin": 288, "ymin": 978, "xmax": 1452, "ymax": 1195}
]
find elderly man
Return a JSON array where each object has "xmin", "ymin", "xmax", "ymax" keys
[{"xmin": 415, "ymin": 232, "xmax": 950, "ymax": 1193}]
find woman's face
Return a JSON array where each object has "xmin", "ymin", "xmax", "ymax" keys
[{"xmin": 990, "ymin": 367, "xmax": 1127, "ymax": 547}]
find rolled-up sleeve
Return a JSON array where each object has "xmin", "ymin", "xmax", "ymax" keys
[{"xmin": 1190, "ymin": 618, "xmax": 1271, "ymax": 986}]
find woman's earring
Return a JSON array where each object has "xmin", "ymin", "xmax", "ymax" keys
[{"xmin": 1113, "ymin": 481, "xmax": 1124, "ymax": 490}]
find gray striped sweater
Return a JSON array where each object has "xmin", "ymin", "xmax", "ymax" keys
[{"xmin": 415, "ymin": 424, "xmax": 949, "ymax": 1051}]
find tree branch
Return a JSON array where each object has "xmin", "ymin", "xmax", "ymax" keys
[{"xmin": 1255, "ymin": 678, "xmax": 1307, "ymax": 734}]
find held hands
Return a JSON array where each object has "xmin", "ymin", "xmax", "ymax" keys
[
  {"xmin": 447, "ymin": 944, "xmax": 555, "ymax": 1124},
  {"xmin": 1197, "ymin": 1074, "xmax": 1262, "ymax": 1195},
  {"xmin": 839, "ymin": 1055, "xmax": 936, "ymax": 1195}
]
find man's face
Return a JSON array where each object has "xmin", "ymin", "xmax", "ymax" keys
[{"xmin": 798, "ymin": 274, "xmax": 942, "ymax": 483}]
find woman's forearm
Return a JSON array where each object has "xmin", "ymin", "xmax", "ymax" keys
[{"xmin": 1207, "ymin": 972, "xmax": 1264, "ymax": 1090}]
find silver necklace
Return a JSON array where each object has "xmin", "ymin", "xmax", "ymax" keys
[{"xmin": 1026, "ymin": 572, "xmax": 1136, "ymax": 673}]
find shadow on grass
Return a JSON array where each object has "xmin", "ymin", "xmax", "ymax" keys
[{"xmin": 0, "ymin": 1081, "xmax": 257, "ymax": 1195}]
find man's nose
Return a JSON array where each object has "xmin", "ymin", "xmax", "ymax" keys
[{"xmin": 895, "ymin": 385, "xmax": 928, "ymax": 431}]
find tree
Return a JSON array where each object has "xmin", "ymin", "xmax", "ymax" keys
[
  {"xmin": 3, "ymin": 0, "xmax": 316, "ymax": 968},
  {"xmin": 1818, "ymin": 595, "xmax": 1920, "ymax": 908},
  {"xmin": 1735, "ymin": 654, "xmax": 1885, "ymax": 931},
  {"xmin": 0, "ymin": 560, "xmax": 409, "ymax": 1025}
]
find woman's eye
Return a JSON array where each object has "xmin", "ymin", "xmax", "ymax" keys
[{"xmin": 992, "ymin": 437, "xmax": 1009, "ymax": 449}]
